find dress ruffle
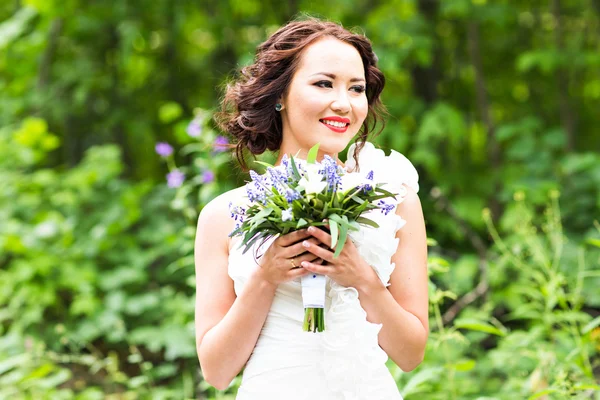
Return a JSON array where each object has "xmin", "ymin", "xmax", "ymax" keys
[
  {"xmin": 229, "ymin": 142, "xmax": 419, "ymax": 399},
  {"xmin": 320, "ymin": 142, "xmax": 419, "ymax": 399}
]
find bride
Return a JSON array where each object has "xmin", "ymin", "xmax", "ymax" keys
[{"xmin": 194, "ymin": 17, "xmax": 429, "ymax": 399}]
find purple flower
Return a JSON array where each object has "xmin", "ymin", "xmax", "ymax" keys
[
  {"xmin": 377, "ymin": 200, "xmax": 395, "ymax": 215},
  {"xmin": 229, "ymin": 201, "xmax": 246, "ymax": 232},
  {"xmin": 187, "ymin": 120, "xmax": 203, "ymax": 137},
  {"xmin": 167, "ymin": 169, "xmax": 185, "ymax": 188},
  {"xmin": 364, "ymin": 170, "xmax": 374, "ymax": 192},
  {"xmin": 321, "ymin": 155, "xmax": 342, "ymax": 192},
  {"xmin": 202, "ymin": 170, "xmax": 215, "ymax": 184},
  {"xmin": 156, "ymin": 142, "xmax": 173, "ymax": 157},
  {"xmin": 213, "ymin": 135, "xmax": 229, "ymax": 152},
  {"xmin": 285, "ymin": 188, "xmax": 301, "ymax": 203}
]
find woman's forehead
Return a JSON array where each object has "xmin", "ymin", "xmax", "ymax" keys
[{"xmin": 295, "ymin": 37, "xmax": 365, "ymax": 79}]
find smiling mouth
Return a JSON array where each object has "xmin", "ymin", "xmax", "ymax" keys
[{"xmin": 319, "ymin": 119, "xmax": 350, "ymax": 129}]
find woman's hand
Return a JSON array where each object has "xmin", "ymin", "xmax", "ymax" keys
[
  {"xmin": 300, "ymin": 223, "xmax": 381, "ymax": 291},
  {"xmin": 254, "ymin": 229, "xmax": 324, "ymax": 287}
]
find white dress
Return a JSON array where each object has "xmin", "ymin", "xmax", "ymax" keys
[{"xmin": 228, "ymin": 142, "xmax": 420, "ymax": 400}]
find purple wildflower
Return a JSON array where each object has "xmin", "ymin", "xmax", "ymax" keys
[
  {"xmin": 285, "ymin": 188, "xmax": 301, "ymax": 203},
  {"xmin": 213, "ymin": 135, "xmax": 229, "ymax": 152},
  {"xmin": 155, "ymin": 142, "xmax": 173, "ymax": 157},
  {"xmin": 187, "ymin": 120, "xmax": 203, "ymax": 137},
  {"xmin": 321, "ymin": 155, "xmax": 342, "ymax": 192},
  {"xmin": 202, "ymin": 170, "xmax": 215, "ymax": 184},
  {"xmin": 247, "ymin": 171, "xmax": 268, "ymax": 204},
  {"xmin": 228, "ymin": 202, "xmax": 247, "ymax": 232},
  {"xmin": 364, "ymin": 170, "xmax": 374, "ymax": 192},
  {"xmin": 167, "ymin": 169, "xmax": 185, "ymax": 188},
  {"xmin": 377, "ymin": 200, "xmax": 395, "ymax": 215}
]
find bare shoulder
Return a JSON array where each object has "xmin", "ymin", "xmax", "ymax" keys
[
  {"xmin": 396, "ymin": 184, "xmax": 423, "ymax": 216},
  {"xmin": 196, "ymin": 186, "xmax": 247, "ymax": 251}
]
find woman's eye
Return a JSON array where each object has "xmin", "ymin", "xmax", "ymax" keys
[
  {"xmin": 351, "ymin": 85, "xmax": 366, "ymax": 93},
  {"xmin": 314, "ymin": 81, "xmax": 333, "ymax": 88}
]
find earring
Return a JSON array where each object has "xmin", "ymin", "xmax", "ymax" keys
[{"xmin": 275, "ymin": 103, "xmax": 283, "ymax": 111}]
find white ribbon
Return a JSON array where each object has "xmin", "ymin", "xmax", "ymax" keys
[{"xmin": 300, "ymin": 273, "xmax": 327, "ymax": 308}]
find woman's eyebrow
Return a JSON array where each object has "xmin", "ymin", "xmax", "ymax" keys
[{"xmin": 309, "ymin": 72, "xmax": 366, "ymax": 83}]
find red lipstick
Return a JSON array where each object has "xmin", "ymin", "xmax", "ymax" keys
[{"xmin": 320, "ymin": 116, "xmax": 351, "ymax": 133}]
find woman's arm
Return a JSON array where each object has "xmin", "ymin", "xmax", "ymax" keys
[
  {"xmin": 355, "ymin": 185, "xmax": 429, "ymax": 371},
  {"xmin": 195, "ymin": 191, "xmax": 315, "ymax": 389},
  {"xmin": 194, "ymin": 193, "xmax": 277, "ymax": 390},
  {"xmin": 300, "ymin": 184, "xmax": 429, "ymax": 372}
]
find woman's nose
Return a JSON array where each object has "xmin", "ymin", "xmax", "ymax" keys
[{"xmin": 331, "ymin": 90, "xmax": 351, "ymax": 113}]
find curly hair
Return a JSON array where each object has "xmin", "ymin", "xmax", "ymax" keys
[{"xmin": 216, "ymin": 17, "xmax": 387, "ymax": 171}]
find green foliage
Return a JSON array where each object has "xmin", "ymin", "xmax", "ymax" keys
[
  {"xmin": 391, "ymin": 194, "xmax": 600, "ymax": 399},
  {"xmin": 0, "ymin": 0, "xmax": 599, "ymax": 398}
]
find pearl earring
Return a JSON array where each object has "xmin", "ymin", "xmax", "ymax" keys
[{"xmin": 275, "ymin": 103, "xmax": 283, "ymax": 111}]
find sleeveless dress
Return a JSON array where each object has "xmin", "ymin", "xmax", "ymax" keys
[{"xmin": 228, "ymin": 142, "xmax": 420, "ymax": 400}]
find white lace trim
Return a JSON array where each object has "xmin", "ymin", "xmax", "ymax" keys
[{"xmin": 322, "ymin": 142, "xmax": 419, "ymax": 398}]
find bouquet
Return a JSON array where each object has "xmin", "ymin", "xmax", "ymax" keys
[{"xmin": 229, "ymin": 143, "xmax": 397, "ymax": 332}]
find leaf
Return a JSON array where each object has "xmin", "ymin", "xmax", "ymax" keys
[
  {"xmin": 158, "ymin": 102, "xmax": 182, "ymax": 124},
  {"xmin": 582, "ymin": 315, "xmax": 600, "ymax": 334},
  {"xmin": 585, "ymin": 238, "xmax": 600, "ymax": 248},
  {"xmin": 329, "ymin": 218, "xmax": 339, "ymax": 249},
  {"xmin": 0, "ymin": 7, "xmax": 37, "ymax": 50},
  {"xmin": 296, "ymin": 218, "xmax": 308, "ymax": 228},
  {"xmin": 289, "ymin": 156, "xmax": 301, "ymax": 180},
  {"xmin": 528, "ymin": 389, "xmax": 558, "ymax": 400},
  {"xmin": 0, "ymin": 353, "xmax": 29, "ymax": 375},
  {"xmin": 401, "ymin": 366, "xmax": 443, "ymax": 396},
  {"xmin": 333, "ymin": 224, "xmax": 348, "ymax": 258},
  {"xmin": 306, "ymin": 143, "xmax": 320, "ymax": 164},
  {"xmin": 254, "ymin": 160, "xmax": 275, "ymax": 169},
  {"xmin": 454, "ymin": 318, "xmax": 506, "ymax": 336},
  {"xmin": 356, "ymin": 216, "xmax": 379, "ymax": 228}
]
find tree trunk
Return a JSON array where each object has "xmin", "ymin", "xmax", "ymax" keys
[
  {"xmin": 467, "ymin": 21, "xmax": 502, "ymax": 222},
  {"xmin": 412, "ymin": 0, "xmax": 440, "ymax": 104},
  {"xmin": 37, "ymin": 18, "xmax": 63, "ymax": 91},
  {"xmin": 552, "ymin": 0, "xmax": 576, "ymax": 151}
]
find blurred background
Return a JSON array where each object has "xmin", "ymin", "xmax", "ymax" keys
[{"xmin": 1, "ymin": 0, "xmax": 599, "ymax": 399}]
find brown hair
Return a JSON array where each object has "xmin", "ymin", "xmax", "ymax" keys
[{"xmin": 216, "ymin": 17, "xmax": 387, "ymax": 171}]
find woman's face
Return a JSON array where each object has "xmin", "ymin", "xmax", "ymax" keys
[{"xmin": 278, "ymin": 36, "xmax": 369, "ymax": 164}]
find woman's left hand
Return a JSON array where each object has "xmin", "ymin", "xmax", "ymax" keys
[{"xmin": 300, "ymin": 222, "xmax": 380, "ymax": 290}]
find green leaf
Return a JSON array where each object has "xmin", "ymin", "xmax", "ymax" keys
[
  {"xmin": 454, "ymin": 318, "xmax": 506, "ymax": 336},
  {"xmin": 307, "ymin": 143, "xmax": 320, "ymax": 164},
  {"xmin": 296, "ymin": 218, "xmax": 308, "ymax": 228},
  {"xmin": 528, "ymin": 389, "xmax": 559, "ymax": 400},
  {"xmin": 289, "ymin": 156, "xmax": 301, "ymax": 180},
  {"xmin": 254, "ymin": 160, "xmax": 275, "ymax": 170},
  {"xmin": 333, "ymin": 224, "xmax": 348, "ymax": 258},
  {"xmin": 585, "ymin": 238, "xmax": 600, "ymax": 248},
  {"xmin": 400, "ymin": 367, "xmax": 444, "ymax": 396},
  {"xmin": 356, "ymin": 216, "xmax": 379, "ymax": 228},
  {"xmin": 329, "ymin": 218, "xmax": 339, "ymax": 249},
  {"xmin": 582, "ymin": 315, "xmax": 600, "ymax": 334},
  {"xmin": 158, "ymin": 102, "xmax": 183, "ymax": 124}
]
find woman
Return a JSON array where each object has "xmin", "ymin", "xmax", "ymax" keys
[{"xmin": 194, "ymin": 18, "xmax": 428, "ymax": 399}]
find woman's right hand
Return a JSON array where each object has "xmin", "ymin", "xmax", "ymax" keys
[{"xmin": 254, "ymin": 229, "xmax": 324, "ymax": 286}]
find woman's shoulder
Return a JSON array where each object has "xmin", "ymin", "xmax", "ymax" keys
[{"xmin": 196, "ymin": 186, "xmax": 247, "ymax": 247}]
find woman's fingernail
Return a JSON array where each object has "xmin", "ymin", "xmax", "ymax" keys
[
  {"xmin": 301, "ymin": 261, "xmax": 309, "ymax": 267},
  {"xmin": 307, "ymin": 226, "xmax": 314, "ymax": 233},
  {"xmin": 302, "ymin": 241, "xmax": 310, "ymax": 248}
]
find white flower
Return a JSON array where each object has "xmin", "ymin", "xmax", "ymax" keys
[
  {"xmin": 340, "ymin": 172, "xmax": 368, "ymax": 193},
  {"xmin": 297, "ymin": 164, "xmax": 327, "ymax": 194},
  {"xmin": 282, "ymin": 207, "xmax": 293, "ymax": 222}
]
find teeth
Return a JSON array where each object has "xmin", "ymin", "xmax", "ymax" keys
[{"xmin": 322, "ymin": 120, "xmax": 347, "ymax": 128}]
